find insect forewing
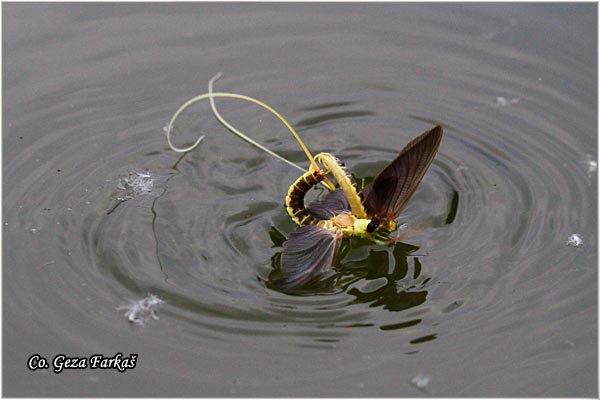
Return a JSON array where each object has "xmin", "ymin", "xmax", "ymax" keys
[
  {"xmin": 275, "ymin": 225, "xmax": 341, "ymax": 290},
  {"xmin": 361, "ymin": 125, "xmax": 443, "ymax": 222}
]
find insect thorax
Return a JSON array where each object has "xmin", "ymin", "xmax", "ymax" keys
[{"xmin": 317, "ymin": 214, "xmax": 397, "ymax": 243}]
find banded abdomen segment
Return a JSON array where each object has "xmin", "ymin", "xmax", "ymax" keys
[{"xmin": 286, "ymin": 169, "xmax": 325, "ymax": 226}]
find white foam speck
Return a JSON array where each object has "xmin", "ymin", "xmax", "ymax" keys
[
  {"xmin": 566, "ymin": 233, "xmax": 583, "ymax": 247},
  {"xmin": 493, "ymin": 96, "xmax": 520, "ymax": 107},
  {"xmin": 411, "ymin": 374, "xmax": 430, "ymax": 390},
  {"xmin": 120, "ymin": 169, "xmax": 154, "ymax": 197},
  {"xmin": 583, "ymin": 154, "xmax": 597, "ymax": 178},
  {"xmin": 117, "ymin": 294, "xmax": 165, "ymax": 326}
]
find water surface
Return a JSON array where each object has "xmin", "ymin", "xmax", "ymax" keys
[{"xmin": 3, "ymin": 3, "xmax": 597, "ymax": 396}]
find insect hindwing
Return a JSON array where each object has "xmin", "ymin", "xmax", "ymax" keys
[{"xmin": 274, "ymin": 225, "xmax": 341, "ymax": 290}]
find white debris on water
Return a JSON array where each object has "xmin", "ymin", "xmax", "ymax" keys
[
  {"xmin": 493, "ymin": 96, "xmax": 520, "ymax": 107},
  {"xmin": 109, "ymin": 169, "xmax": 172, "ymax": 214},
  {"xmin": 118, "ymin": 169, "xmax": 155, "ymax": 198},
  {"xmin": 411, "ymin": 373, "xmax": 430, "ymax": 390},
  {"xmin": 566, "ymin": 233, "xmax": 583, "ymax": 247},
  {"xmin": 583, "ymin": 154, "xmax": 597, "ymax": 178},
  {"xmin": 117, "ymin": 294, "xmax": 164, "ymax": 326}
]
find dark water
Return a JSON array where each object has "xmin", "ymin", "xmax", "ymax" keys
[{"xmin": 3, "ymin": 3, "xmax": 597, "ymax": 397}]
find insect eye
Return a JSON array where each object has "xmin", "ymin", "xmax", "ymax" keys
[{"xmin": 366, "ymin": 218, "xmax": 380, "ymax": 233}]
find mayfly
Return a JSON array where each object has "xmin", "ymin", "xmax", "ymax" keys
[
  {"xmin": 276, "ymin": 126, "xmax": 443, "ymax": 289},
  {"xmin": 166, "ymin": 74, "xmax": 443, "ymax": 291}
]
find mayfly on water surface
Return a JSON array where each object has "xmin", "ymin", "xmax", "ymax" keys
[{"xmin": 166, "ymin": 74, "xmax": 443, "ymax": 292}]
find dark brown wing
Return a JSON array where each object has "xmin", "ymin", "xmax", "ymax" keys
[
  {"xmin": 361, "ymin": 125, "xmax": 443, "ymax": 222},
  {"xmin": 306, "ymin": 189, "xmax": 351, "ymax": 221},
  {"xmin": 274, "ymin": 225, "xmax": 341, "ymax": 290}
]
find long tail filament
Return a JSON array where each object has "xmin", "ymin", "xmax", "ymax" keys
[{"xmin": 165, "ymin": 73, "xmax": 335, "ymax": 190}]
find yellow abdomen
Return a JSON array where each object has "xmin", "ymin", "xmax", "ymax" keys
[{"xmin": 315, "ymin": 153, "xmax": 367, "ymax": 219}]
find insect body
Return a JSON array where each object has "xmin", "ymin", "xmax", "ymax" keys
[
  {"xmin": 285, "ymin": 169, "xmax": 326, "ymax": 226},
  {"xmin": 276, "ymin": 125, "xmax": 443, "ymax": 290},
  {"xmin": 163, "ymin": 75, "xmax": 443, "ymax": 291},
  {"xmin": 285, "ymin": 155, "xmax": 392, "ymax": 242}
]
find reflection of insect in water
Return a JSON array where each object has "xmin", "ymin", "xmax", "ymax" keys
[
  {"xmin": 166, "ymin": 74, "xmax": 443, "ymax": 292},
  {"xmin": 276, "ymin": 126, "xmax": 442, "ymax": 290}
]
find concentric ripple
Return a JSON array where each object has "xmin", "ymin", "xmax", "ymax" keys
[{"xmin": 4, "ymin": 3, "xmax": 596, "ymax": 397}]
